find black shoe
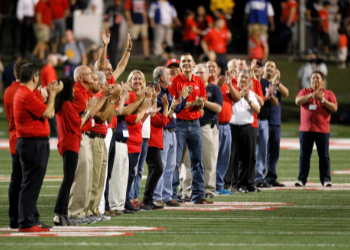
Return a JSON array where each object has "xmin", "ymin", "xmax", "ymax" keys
[
  {"xmin": 247, "ymin": 187, "xmax": 261, "ymax": 193},
  {"xmin": 138, "ymin": 201, "xmax": 152, "ymax": 210},
  {"xmin": 183, "ymin": 196, "xmax": 192, "ymax": 202},
  {"xmin": 10, "ymin": 223, "xmax": 19, "ymax": 229},
  {"xmin": 38, "ymin": 221, "xmax": 53, "ymax": 229},
  {"xmin": 148, "ymin": 201, "xmax": 164, "ymax": 210},
  {"xmin": 177, "ymin": 195, "xmax": 185, "ymax": 203},
  {"xmin": 256, "ymin": 181, "xmax": 272, "ymax": 188},
  {"xmin": 53, "ymin": 214, "xmax": 69, "ymax": 226},
  {"xmin": 123, "ymin": 209, "xmax": 135, "ymax": 214},
  {"xmin": 64, "ymin": 214, "xmax": 76, "ymax": 226},
  {"xmin": 237, "ymin": 187, "xmax": 248, "ymax": 193},
  {"xmin": 269, "ymin": 181, "xmax": 285, "ymax": 187}
]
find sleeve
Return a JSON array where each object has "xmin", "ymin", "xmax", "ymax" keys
[
  {"xmin": 64, "ymin": 0, "xmax": 70, "ymax": 9},
  {"xmin": 250, "ymin": 91, "xmax": 260, "ymax": 107},
  {"xmin": 327, "ymin": 91, "xmax": 338, "ymax": 107},
  {"xmin": 33, "ymin": 88, "xmax": 45, "ymax": 102},
  {"xmin": 296, "ymin": 88, "xmax": 307, "ymax": 99},
  {"xmin": 167, "ymin": 79, "xmax": 178, "ymax": 98},
  {"xmin": 26, "ymin": 92, "xmax": 47, "ymax": 118},
  {"xmin": 151, "ymin": 113, "xmax": 169, "ymax": 127},
  {"xmin": 128, "ymin": 91, "xmax": 138, "ymax": 104},
  {"xmin": 78, "ymin": 41, "xmax": 86, "ymax": 54},
  {"xmin": 267, "ymin": 2, "xmax": 275, "ymax": 16},
  {"xmin": 255, "ymin": 80, "xmax": 265, "ymax": 102},
  {"xmin": 72, "ymin": 90, "xmax": 87, "ymax": 114},
  {"xmin": 148, "ymin": 3, "xmax": 156, "ymax": 18},
  {"xmin": 16, "ymin": 0, "xmax": 23, "ymax": 20},
  {"xmin": 47, "ymin": 69, "xmax": 57, "ymax": 85},
  {"xmin": 203, "ymin": 30, "xmax": 212, "ymax": 43},
  {"xmin": 175, "ymin": 97, "xmax": 187, "ymax": 114},
  {"xmin": 244, "ymin": 3, "xmax": 250, "ymax": 14},
  {"xmin": 214, "ymin": 86, "xmax": 223, "ymax": 107},
  {"xmin": 171, "ymin": 4, "xmax": 177, "ymax": 18},
  {"xmin": 125, "ymin": 114, "xmax": 137, "ymax": 125},
  {"xmin": 124, "ymin": 0, "xmax": 132, "ymax": 10}
]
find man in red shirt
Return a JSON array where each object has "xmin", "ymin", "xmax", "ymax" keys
[
  {"xmin": 33, "ymin": 0, "xmax": 53, "ymax": 60},
  {"xmin": 168, "ymin": 53, "xmax": 212, "ymax": 205},
  {"xmin": 166, "ymin": 58, "xmax": 181, "ymax": 78},
  {"xmin": 201, "ymin": 17, "xmax": 230, "ymax": 74},
  {"xmin": 295, "ymin": 71, "xmax": 337, "ymax": 187},
  {"xmin": 14, "ymin": 63, "xmax": 62, "ymax": 232}
]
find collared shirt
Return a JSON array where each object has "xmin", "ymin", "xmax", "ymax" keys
[
  {"xmin": 230, "ymin": 91, "xmax": 260, "ymax": 125},
  {"xmin": 72, "ymin": 82, "xmax": 93, "ymax": 132},
  {"xmin": 203, "ymin": 28, "xmax": 229, "ymax": 54},
  {"xmin": 218, "ymin": 83, "xmax": 233, "ymax": 123},
  {"xmin": 16, "ymin": 0, "xmax": 39, "ymax": 20},
  {"xmin": 156, "ymin": 82, "xmax": 187, "ymax": 129},
  {"xmin": 40, "ymin": 64, "xmax": 57, "ymax": 88},
  {"xmin": 296, "ymin": 88, "xmax": 337, "ymax": 133},
  {"xmin": 124, "ymin": 0, "xmax": 147, "ymax": 24},
  {"xmin": 200, "ymin": 82, "xmax": 223, "ymax": 127},
  {"xmin": 168, "ymin": 73, "xmax": 207, "ymax": 120}
]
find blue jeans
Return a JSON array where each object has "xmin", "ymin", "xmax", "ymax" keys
[
  {"xmin": 298, "ymin": 132, "xmax": 331, "ymax": 185},
  {"xmin": 216, "ymin": 124, "xmax": 231, "ymax": 191},
  {"xmin": 128, "ymin": 139, "xmax": 148, "ymax": 201},
  {"xmin": 154, "ymin": 130, "xmax": 177, "ymax": 202},
  {"xmin": 125, "ymin": 153, "xmax": 140, "ymax": 208},
  {"xmin": 173, "ymin": 119, "xmax": 205, "ymax": 203},
  {"xmin": 266, "ymin": 125, "xmax": 281, "ymax": 184},
  {"xmin": 255, "ymin": 120, "xmax": 269, "ymax": 183}
]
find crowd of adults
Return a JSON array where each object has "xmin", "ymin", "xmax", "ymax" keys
[{"xmin": 2, "ymin": 0, "xmax": 340, "ymax": 233}]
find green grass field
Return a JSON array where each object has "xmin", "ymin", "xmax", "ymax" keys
[{"xmin": 0, "ymin": 148, "xmax": 349, "ymax": 249}]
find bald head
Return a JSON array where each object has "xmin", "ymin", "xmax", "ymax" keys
[
  {"xmin": 227, "ymin": 59, "xmax": 237, "ymax": 73},
  {"xmin": 73, "ymin": 65, "xmax": 93, "ymax": 88},
  {"xmin": 47, "ymin": 54, "xmax": 58, "ymax": 67},
  {"xmin": 206, "ymin": 61, "xmax": 218, "ymax": 80}
]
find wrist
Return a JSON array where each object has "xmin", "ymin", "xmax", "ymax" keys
[{"xmin": 125, "ymin": 48, "xmax": 131, "ymax": 52}]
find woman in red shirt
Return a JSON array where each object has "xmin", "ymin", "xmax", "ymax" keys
[
  {"xmin": 53, "ymin": 77, "xmax": 98, "ymax": 226},
  {"xmin": 183, "ymin": 10, "xmax": 204, "ymax": 60}
]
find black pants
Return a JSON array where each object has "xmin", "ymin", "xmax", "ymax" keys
[
  {"xmin": 298, "ymin": 132, "xmax": 331, "ymax": 185},
  {"xmin": 49, "ymin": 115, "xmax": 58, "ymax": 138},
  {"xmin": 228, "ymin": 124, "xmax": 255, "ymax": 189},
  {"xmin": 108, "ymin": 27, "xmax": 120, "ymax": 69},
  {"xmin": 216, "ymin": 53, "xmax": 227, "ymax": 75},
  {"xmin": 143, "ymin": 147, "xmax": 163, "ymax": 205},
  {"xmin": 104, "ymin": 131, "xmax": 116, "ymax": 211},
  {"xmin": 8, "ymin": 154, "xmax": 22, "ymax": 228},
  {"xmin": 17, "ymin": 137, "xmax": 49, "ymax": 229},
  {"xmin": 54, "ymin": 150, "xmax": 78, "ymax": 215},
  {"xmin": 251, "ymin": 127, "xmax": 258, "ymax": 184},
  {"xmin": 20, "ymin": 17, "xmax": 36, "ymax": 57}
]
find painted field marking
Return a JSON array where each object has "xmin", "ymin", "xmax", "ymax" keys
[
  {"xmin": 0, "ymin": 232, "xmax": 134, "ymax": 237},
  {"xmin": 264, "ymin": 182, "xmax": 350, "ymax": 191},
  {"xmin": 331, "ymin": 169, "xmax": 350, "ymax": 175}
]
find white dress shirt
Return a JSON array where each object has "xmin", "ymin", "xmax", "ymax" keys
[
  {"xmin": 230, "ymin": 91, "xmax": 260, "ymax": 125},
  {"xmin": 16, "ymin": 0, "xmax": 39, "ymax": 20}
]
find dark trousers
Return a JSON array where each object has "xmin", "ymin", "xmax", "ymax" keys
[
  {"xmin": 108, "ymin": 27, "xmax": 120, "ymax": 69},
  {"xmin": 125, "ymin": 153, "xmax": 140, "ymax": 208},
  {"xmin": 298, "ymin": 132, "xmax": 331, "ymax": 185},
  {"xmin": 143, "ymin": 147, "xmax": 163, "ymax": 204},
  {"xmin": 266, "ymin": 125, "xmax": 281, "ymax": 184},
  {"xmin": 17, "ymin": 138, "xmax": 49, "ymax": 229},
  {"xmin": 104, "ymin": 132, "xmax": 116, "ymax": 211},
  {"xmin": 228, "ymin": 124, "xmax": 255, "ymax": 189},
  {"xmin": 20, "ymin": 17, "xmax": 36, "ymax": 57},
  {"xmin": 54, "ymin": 150, "xmax": 78, "ymax": 215},
  {"xmin": 49, "ymin": 115, "xmax": 58, "ymax": 138},
  {"xmin": 251, "ymin": 127, "xmax": 258, "ymax": 184},
  {"xmin": 8, "ymin": 154, "xmax": 22, "ymax": 228},
  {"xmin": 216, "ymin": 53, "xmax": 227, "ymax": 75}
]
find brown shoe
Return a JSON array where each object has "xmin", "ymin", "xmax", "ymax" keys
[
  {"xmin": 104, "ymin": 210, "xmax": 116, "ymax": 217},
  {"xmin": 165, "ymin": 199, "xmax": 180, "ymax": 207},
  {"xmin": 198, "ymin": 199, "xmax": 214, "ymax": 204},
  {"xmin": 154, "ymin": 200, "xmax": 165, "ymax": 207}
]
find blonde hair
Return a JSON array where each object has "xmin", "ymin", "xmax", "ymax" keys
[{"xmin": 127, "ymin": 70, "xmax": 146, "ymax": 92}]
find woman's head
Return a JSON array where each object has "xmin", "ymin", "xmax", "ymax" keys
[
  {"xmin": 54, "ymin": 77, "xmax": 75, "ymax": 112},
  {"xmin": 127, "ymin": 70, "xmax": 146, "ymax": 92},
  {"xmin": 237, "ymin": 70, "xmax": 251, "ymax": 89}
]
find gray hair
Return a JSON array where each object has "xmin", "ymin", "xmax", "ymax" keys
[
  {"xmin": 194, "ymin": 63, "xmax": 209, "ymax": 73},
  {"xmin": 238, "ymin": 69, "xmax": 250, "ymax": 78},
  {"xmin": 95, "ymin": 71, "xmax": 107, "ymax": 85},
  {"xmin": 73, "ymin": 68, "xmax": 79, "ymax": 81},
  {"xmin": 94, "ymin": 59, "xmax": 110, "ymax": 71},
  {"xmin": 153, "ymin": 67, "xmax": 166, "ymax": 83}
]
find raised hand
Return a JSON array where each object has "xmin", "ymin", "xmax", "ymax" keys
[
  {"xmin": 179, "ymin": 86, "xmax": 190, "ymax": 99},
  {"xmin": 153, "ymin": 84, "xmax": 161, "ymax": 98},
  {"xmin": 103, "ymin": 84, "xmax": 111, "ymax": 97},
  {"xmin": 240, "ymin": 88, "xmax": 249, "ymax": 100},
  {"xmin": 171, "ymin": 97, "xmax": 182, "ymax": 107},
  {"xmin": 161, "ymin": 94, "xmax": 168, "ymax": 106},
  {"xmin": 86, "ymin": 97, "xmax": 97, "ymax": 110},
  {"xmin": 101, "ymin": 30, "xmax": 110, "ymax": 47},
  {"xmin": 126, "ymin": 33, "xmax": 132, "ymax": 50},
  {"xmin": 216, "ymin": 75, "xmax": 225, "ymax": 88},
  {"xmin": 137, "ymin": 87, "xmax": 146, "ymax": 100},
  {"xmin": 120, "ymin": 81, "xmax": 129, "ymax": 97},
  {"xmin": 314, "ymin": 87, "xmax": 324, "ymax": 101},
  {"xmin": 250, "ymin": 59, "xmax": 257, "ymax": 70},
  {"xmin": 248, "ymin": 80, "xmax": 254, "ymax": 90},
  {"xmin": 50, "ymin": 80, "xmax": 63, "ymax": 94},
  {"xmin": 110, "ymin": 84, "xmax": 122, "ymax": 100},
  {"xmin": 142, "ymin": 97, "xmax": 152, "ymax": 109},
  {"xmin": 147, "ymin": 106, "xmax": 162, "ymax": 115},
  {"xmin": 225, "ymin": 71, "xmax": 233, "ymax": 86}
]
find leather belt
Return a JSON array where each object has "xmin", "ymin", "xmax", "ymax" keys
[
  {"xmin": 219, "ymin": 122, "xmax": 229, "ymax": 126},
  {"xmin": 82, "ymin": 131, "xmax": 106, "ymax": 139},
  {"xmin": 177, "ymin": 118, "xmax": 196, "ymax": 123},
  {"xmin": 164, "ymin": 128, "xmax": 175, "ymax": 132}
]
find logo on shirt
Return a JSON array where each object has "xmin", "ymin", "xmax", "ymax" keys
[
  {"xmin": 226, "ymin": 90, "xmax": 230, "ymax": 93},
  {"xmin": 194, "ymin": 86, "xmax": 199, "ymax": 90}
]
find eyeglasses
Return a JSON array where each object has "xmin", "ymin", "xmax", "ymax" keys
[
  {"xmin": 80, "ymin": 72, "xmax": 93, "ymax": 76},
  {"xmin": 103, "ymin": 68, "xmax": 113, "ymax": 72},
  {"xmin": 195, "ymin": 72, "xmax": 207, "ymax": 74}
]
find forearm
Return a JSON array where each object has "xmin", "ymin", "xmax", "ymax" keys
[
  {"xmin": 201, "ymin": 40, "xmax": 209, "ymax": 55},
  {"xmin": 135, "ymin": 107, "xmax": 148, "ymax": 124},
  {"xmin": 263, "ymin": 45, "xmax": 269, "ymax": 63},
  {"xmin": 204, "ymin": 101, "xmax": 222, "ymax": 113},
  {"xmin": 256, "ymin": 95, "xmax": 264, "ymax": 107},
  {"xmin": 323, "ymin": 100, "xmax": 338, "ymax": 113},
  {"xmin": 112, "ymin": 50, "xmax": 131, "ymax": 80},
  {"xmin": 81, "ymin": 54, "xmax": 87, "ymax": 66},
  {"xmin": 125, "ymin": 11, "xmax": 132, "ymax": 24},
  {"xmin": 42, "ymin": 93, "xmax": 57, "ymax": 118},
  {"xmin": 228, "ymin": 84, "xmax": 241, "ymax": 102},
  {"xmin": 184, "ymin": 101, "xmax": 195, "ymax": 109},
  {"xmin": 295, "ymin": 94, "xmax": 312, "ymax": 106},
  {"xmin": 250, "ymin": 68, "xmax": 257, "ymax": 80},
  {"xmin": 270, "ymin": 95, "xmax": 278, "ymax": 107},
  {"xmin": 94, "ymin": 101, "xmax": 114, "ymax": 122},
  {"xmin": 114, "ymin": 96, "xmax": 126, "ymax": 116},
  {"xmin": 250, "ymin": 102, "xmax": 260, "ymax": 114},
  {"xmin": 90, "ymin": 96, "xmax": 108, "ymax": 118},
  {"xmin": 163, "ymin": 105, "xmax": 169, "ymax": 117},
  {"xmin": 97, "ymin": 45, "xmax": 107, "ymax": 71},
  {"xmin": 277, "ymin": 83, "xmax": 289, "ymax": 97},
  {"xmin": 121, "ymin": 97, "xmax": 144, "ymax": 116}
]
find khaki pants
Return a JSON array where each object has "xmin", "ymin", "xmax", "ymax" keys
[
  {"xmin": 248, "ymin": 23, "xmax": 269, "ymax": 40},
  {"xmin": 180, "ymin": 124, "xmax": 219, "ymax": 196},
  {"xmin": 68, "ymin": 134, "xmax": 93, "ymax": 219},
  {"xmin": 108, "ymin": 142, "xmax": 129, "ymax": 212},
  {"xmin": 154, "ymin": 24, "xmax": 173, "ymax": 56},
  {"xmin": 86, "ymin": 137, "xmax": 107, "ymax": 217},
  {"xmin": 179, "ymin": 146, "xmax": 191, "ymax": 198}
]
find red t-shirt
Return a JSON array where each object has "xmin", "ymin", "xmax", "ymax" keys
[
  {"xmin": 35, "ymin": 0, "xmax": 52, "ymax": 26},
  {"xmin": 203, "ymin": 28, "xmax": 228, "ymax": 54},
  {"xmin": 72, "ymin": 82, "xmax": 93, "ymax": 132},
  {"xmin": 296, "ymin": 88, "xmax": 337, "ymax": 133},
  {"xmin": 40, "ymin": 64, "xmax": 57, "ymax": 88},
  {"xmin": 182, "ymin": 17, "xmax": 197, "ymax": 41},
  {"xmin": 107, "ymin": 75, "xmax": 115, "ymax": 85},
  {"xmin": 281, "ymin": 0, "xmax": 298, "ymax": 24},
  {"xmin": 168, "ymin": 73, "xmax": 207, "ymax": 120},
  {"xmin": 90, "ymin": 91, "xmax": 108, "ymax": 135},
  {"xmin": 197, "ymin": 15, "xmax": 214, "ymax": 31},
  {"xmin": 14, "ymin": 85, "xmax": 49, "ymax": 138},
  {"xmin": 338, "ymin": 34, "xmax": 348, "ymax": 49},
  {"xmin": 56, "ymin": 101, "xmax": 82, "ymax": 156},
  {"xmin": 125, "ymin": 91, "xmax": 143, "ymax": 153},
  {"xmin": 318, "ymin": 9, "xmax": 329, "ymax": 32},
  {"xmin": 49, "ymin": 0, "xmax": 69, "ymax": 20},
  {"xmin": 148, "ymin": 113, "xmax": 172, "ymax": 149},
  {"xmin": 248, "ymin": 35, "xmax": 267, "ymax": 60},
  {"xmin": 218, "ymin": 83, "xmax": 233, "ymax": 123}
]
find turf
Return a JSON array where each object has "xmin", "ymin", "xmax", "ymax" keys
[{"xmin": 0, "ymin": 149, "xmax": 349, "ymax": 249}]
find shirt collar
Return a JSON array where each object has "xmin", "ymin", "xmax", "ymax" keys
[{"xmin": 179, "ymin": 72, "xmax": 196, "ymax": 83}]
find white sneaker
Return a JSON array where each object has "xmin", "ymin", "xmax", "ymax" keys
[
  {"xmin": 324, "ymin": 182, "xmax": 332, "ymax": 187},
  {"xmin": 295, "ymin": 180, "xmax": 303, "ymax": 187},
  {"xmin": 99, "ymin": 214, "xmax": 112, "ymax": 221}
]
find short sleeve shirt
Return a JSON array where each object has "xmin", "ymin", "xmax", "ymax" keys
[
  {"xmin": 203, "ymin": 28, "xmax": 228, "ymax": 54},
  {"xmin": 218, "ymin": 83, "xmax": 233, "ymax": 123}
]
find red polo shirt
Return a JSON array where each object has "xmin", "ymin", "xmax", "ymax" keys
[
  {"xmin": 90, "ymin": 91, "xmax": 108, "ymax": 135},
  {"xmin": 148, "ymin": 113, "xmax": 172, "ymax": 150},
  {"xmin": 72, "ymin": 82, "xmax": 93, "ymax": 132},
  {"xmin": 203, "ymin": 28, "xmax": 228, "ymax": 54},
  {"xmin": 125, "ymin": 91, "xmax": 143, "ymax": 153},
  {"xmin": 182, "ymin": 17, "xmax": 197, "ymax": 41},
  {"xmin": 40, "ymin": 64, "xmax": 57, "ymax": 88},
  {"xmin": 107, "ymin": 75, "xmax": 115, "ymax": 85},
  {"xmin": 218, "ymin": 83, "xmax": 233, "ymax": 123},
  {"xmin": 49, "ymin": 0, "xmax": 69, "ymax": 20},
  {"xmin": 296, "ymin": 88, "xmax": 337, "ymax": 133},
  {"xmin": 56, "ymin": 101, "xmax": 82, "ymax": 156},
  {"xmin": 13, "ymin": 85, "xmax": 49, "ymax": 138},
  {"xmin": 35, "ymin": 0, "xmax": 52, "ymax": 26},
  {"xmin": 168, "ymin": 73, "xmax": 207, "ymax": 120}
]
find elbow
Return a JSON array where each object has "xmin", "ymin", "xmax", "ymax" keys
[
  {"xmin": 216, "ymin": 107, "xmax": 222, "ymax": 113},
  {"xmin": 283, "ymin": 90, "xmax": 289, "ymax": 97},
  {"xmin": 295, "ymin": 99, "xmax": 301, "ymax": 106}
]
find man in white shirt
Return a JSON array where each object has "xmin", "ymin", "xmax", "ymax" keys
[
  {"xmin": 16, "ymin": 0, "xmax": 39, "ymax": 58},
  {"xmin": 229, "ymin": 69, "xmax": 261, "ymax": 193}
]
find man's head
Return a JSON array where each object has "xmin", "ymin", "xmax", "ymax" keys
[
  {"xmin": 310, "ymin": 71, "xmax": 325, "ymax": 91},
  {"xmin": 236, "ymin": 59, "xmax": 248, "ymax": 71},
  {"xmin": 180, "ymin": 53, "xmax": 195, "ymax": 74},
  {"xmin": 166, "ymin": 58, "xmax": 181, "ymax": 78},
  {"xmin": 20, "ymin": 63, "xmax": 39, "ymax": 85},
  {"xmin": 197, "ymin": 5, "xmax": 206, "ymax": 16},
  {"xmin": 263, "ymin": 60, "xmax": 277, "ymax": 79},
  {"xmin": 102, "ymin": 61, "xmax": 113, "ymax": 81},
  {"xmin": 227, "ymin": 59, "xmax": 237, "ymax": 74},
  {"xmin": 14, "ymin": 60, "xmax": 29, "ymax": 80},
  {"xmin": 214, "ymin": 17, "xmax": 225, "ymax": 30},
  {"xmin": 153, "ymin": 66, "xmax": 171, "ymax": 86},
  {"xmin": 89, "ymin": 72, "xmax": 102, "ymax": 94},
  {"xmin": 47, "ymin": 54, "xmax": 58, "ymax": 67},
  {"xmin": 206, "ymin": 61, "xmax": 219, "ymax": 80},
  {"xmin": 73, "ymin": 65, "xmax": 94, "ymax": 86},
  {"xmin": 65, "ymin": 30, "xmax": 75, "ymax": 43},
  {"xmin": 252, "ymin": 60, "xmax": 263, "ymax": 78},
  {"xmin": 237, "ymin": 70, "xmax": 251, "ymax": 90},
  {"xmin": 127, "ymin": 70, "xmax": 146, "ymax": 92},
  {"xmin": 193, "ymin": 64, "xmax": 209, "ymax": 83}
]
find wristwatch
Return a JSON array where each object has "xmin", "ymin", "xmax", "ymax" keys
[
  {"xmin": 109, "ymin": 99, "xmax": 115, "ymax": 104},
  {"xmin": 321, "ymin": 98, "xmax": 325, "ymax": 104}
]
